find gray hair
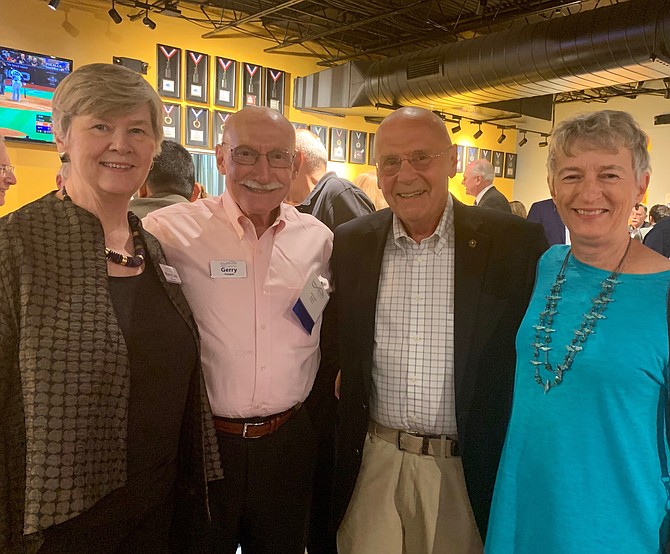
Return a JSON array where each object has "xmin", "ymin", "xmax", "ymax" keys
[
  {"xmin": 52, "ymin": 63, "xmax": 163, "ymax": 155},
  {"xmin": 547, "ymin": 110, "xmax": 650, "ymax": 186},
  {"xmin": 295, "ymin": 129, "xmax": 327, "ymax": 173},
  {"xmin": 470, "ymin": 158, "xmax": 494, "ymax": 184}
]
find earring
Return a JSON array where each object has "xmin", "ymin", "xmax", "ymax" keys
[{"xmin": 59, "ymin": 152, "xmax": 70, "ymax": 163}]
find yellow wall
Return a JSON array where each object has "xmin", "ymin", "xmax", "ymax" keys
[{"xmin": 0, "ymin": 0, "xmax": 518, "ymax": 216}]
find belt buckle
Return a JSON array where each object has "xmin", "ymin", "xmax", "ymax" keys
[{"xmin": 242, "ymin": 421, "xmax": 265, "ymax": 438}]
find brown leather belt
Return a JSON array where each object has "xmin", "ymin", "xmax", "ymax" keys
[
  {"xmin": 213, "ymin": 403, "xmax": 302, "ymax": 439},
  {"xmin": 370, "ymin": 420, "xmax": 460, "ymax": 458}
]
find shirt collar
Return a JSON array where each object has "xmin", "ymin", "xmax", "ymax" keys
[
  {"xmin": 392, "ymin": 193, "xmax": 454, "ymax": 253},
  {"xmin": 475, "ymin": 184, "xmax": 494, "ymax": 205}
]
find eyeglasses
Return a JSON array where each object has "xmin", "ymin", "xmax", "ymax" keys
[
  {"xmin": 0, "ymin": 165, "xmax": 15, "ymax": 176},
  {"xmin": 226, "ymin": 146, "xmax": 295, "ymax": 168},
  {"xmin": 375, "ymin": 149, "xmax": 448, "ymax": 176}
]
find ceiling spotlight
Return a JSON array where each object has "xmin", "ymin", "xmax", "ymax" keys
[
  {"xmin": 108, "ymin": 0, "xmax": 122, "ymax": 24},
  {"xmin": 451, "ymin": 119, "xmax": 462, "ymax": 134},
  {"xmin": 497, "ymin": 130, "xmax": 507, "ymax": 144},
  {"xmin": 142, "ymin": 10, "xmax": 156, "ymax": 29},
  {"xmin": 518, "ymin": 132, "xmax": 528, "ymax": 147},
  {"xmin": 473, "ymin": 124, "xmax": 483, "ymax": 140},
  {"xmin": 539, "ymin": 135, "xmax": 549, "ymax": 147},
  {"xmin": 48, "ymin": 0, "xmax": 60, "ymax": 9}
]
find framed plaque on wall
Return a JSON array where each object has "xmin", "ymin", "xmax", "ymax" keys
[
  {"xmin": 156, "ymin": 44, "xmax": 181, "ymax": 98},
  {"xmin": 215, "ymin": 57, "xmax": 236, "ymax": 108},
  {"xmin": 505, "ymin": 152, "xmax": 517, "ymax": 179},
  {"xmin": 292, "ymin": 122, "xmax": 308, "ymax": 130},
  {"xmin": 310, "ymin": 125, "xmax": 328, "ymax": 149},
  {"xmin": 212, "ymin": 110, "xmax": 232, "ymax": 146},
  {"xmin": 368, "ymin": 133, "xmax": 376, "ymax": 166},
  {"xmin": 265, "ymin": 68, "xmax": 285, "ymax": 113},
  {"xmin": 492, "ymin": 151, "xmax": 504, "ymax": 177},
  {"xmin": 161, "ymin": 103, "xmax": 181, "ymax": 143},
  {"xmin": 479, "ymin": 148, "xmax": 492, "ymax": 162},
  {"xmin": 349, "ymin": 130, "xmax": 367, "ymax": 164},
  {"xmin": 242, "ymin": 63, "xmax": 262, "ymax": 107},
  {"xmin": 329, "ymin": 128, "xmax": 347, "ymax": 162},
  {"xmin": 185, "ymin": 50, "xmax": 209, "ymax": 103},
  {"xmin": 185, "ymin": 106, "xmax": 209, "ymax": 148},
  {"xmin": 466, "ymin": 146, "xmax": 479, "ymax": 165},
  {"xmin": 456, "ymin": 145, "xmax": 465, "ymax": 173}
]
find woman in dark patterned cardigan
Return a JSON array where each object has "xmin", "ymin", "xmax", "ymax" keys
[{"xmin": 0, "ymin": 63, "xmax": 222, "ymax": 553}]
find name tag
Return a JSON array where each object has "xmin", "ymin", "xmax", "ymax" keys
[
  {"xmin": 210, "ymin": 260, "xmax": 247, "ymax": 279},
  {"xmin": 292, "ymin": 272, "xmax": 330, "ymax": 334},
  {"xmin": 159, "ymin": 263, "xmax": 182, "ymax": 284}
]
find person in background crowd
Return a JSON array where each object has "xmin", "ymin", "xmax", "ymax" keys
[
  {"xmin": 353, "ymin": 170, "xmax": 388, "ymax": 210},
  {"xmin": 509, "ymin": 200, "xmax": 527, "ymax": 218},
  {"xmin": 486, "ymin": 110, "xmax": 670, "ymax": 554},
  {"xmin": 0, "ymin": 62, "xmax": 222, "ymax": 553},
  {"xmin": 629, "ymin": 202, "xmax": 650, "ymax": 241},
  {"xmin": 643, "ymin": 204, "xmax": 670, "ymax": 257},
  {"xmin": 462, "ymin": 158, "xmax": 511, "ymax": 212},
  {"xmin": 288, "ymin": 129, "xmax": 374, "ymax": 231},
  {"xmin": 528, "ymin": 197, "xmax": 568, "ymax": 245},
  {"xmin": 144, "ymin": 106, "xmax": 333, "ymax": 554},
  {"xmin": 130, "ymin": 140, "xmax": 200, "ymax": 218},
  {"xmin": 0, "ymin": 135, "xmax": 17, "ymax": 206},
  {"xmin": 331, "ymin": 106, "xmax": 547, "ymax": 554}
]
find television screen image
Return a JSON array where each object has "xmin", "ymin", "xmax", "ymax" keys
[{"xmin": 0, "ymin": 46, "xmax": 72, "ymax": 143}]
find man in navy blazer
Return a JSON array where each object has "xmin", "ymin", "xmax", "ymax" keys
[
  {"xmin": 330, "ymin": 107, "xmax": 547, "ymax": 553},
  {"xmin": 463, "ymin": 159, "xmax": 511, "ymax": 212},
  {"xmin": 527, "ymin": 197, "xmax": 567, "ymax": 245}
]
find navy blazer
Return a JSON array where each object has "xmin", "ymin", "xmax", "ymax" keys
[
  {"xmin": 478, "ymin": 185, "xmax": 511, "ymax": 213},
  {"xmin": 330, "ymin": 198, "xmax": 547, "ymax": 540},
  {"xmin": 527, "ymin": 198, "xmax": 566, "ymax": 246}
]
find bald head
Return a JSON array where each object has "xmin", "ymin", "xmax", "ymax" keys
[
  {"xmin": 222, "ymin": 106, "xmax": 295, "ymax": 149},
  {"xmin": 375, "ymin": 107, "xmax": 451, "ymax": 161}
]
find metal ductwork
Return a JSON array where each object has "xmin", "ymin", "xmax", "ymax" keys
[{"xmin": 294, "ymin": 0, "xmax": 670, "ymax": 116}]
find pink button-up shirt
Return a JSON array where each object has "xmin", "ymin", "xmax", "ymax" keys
[{"xmin": 144, "ymin": 189, "xmax": 333, "ymax": 418}]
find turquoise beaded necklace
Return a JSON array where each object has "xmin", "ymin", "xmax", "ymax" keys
[{"xmin": 532, "ymin": 239, "xmax": 632, "ymax": 393}]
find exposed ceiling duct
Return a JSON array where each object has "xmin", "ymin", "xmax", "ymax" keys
[{"xmin": 294, "ymin": 0, "xmax": 670, "ymax": 117}]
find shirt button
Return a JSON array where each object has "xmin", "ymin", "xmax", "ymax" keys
[
  {"xmin": 261, "ymin": 324, "xmax": 266, "ymax": 330},
  {"xmin": 260, "ymin": 366, "xmax": 265, "ymax": 371}
]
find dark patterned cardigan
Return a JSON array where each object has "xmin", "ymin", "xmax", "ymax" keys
[{"xmin": 0, "ymin": 192, "xmax": 223, "ymax": 553}]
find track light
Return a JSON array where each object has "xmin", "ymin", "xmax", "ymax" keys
[
  {"xmin": 518, "ymin": 132, "xmax": 528, "ymax": 147},
  {"xmin": 539, "ymin": 135, "xmax": 549, "ymax": 148},
  {"xmin": 451, "ymin": 119, "xmax": 461, "ymax": 134},
  {"xmin": 473, "ymin": 124, "xmax": 483, "ymax": 140},
  {"xmin": 48, "ymin": 0, "xmax": 60, "ymax": 9},
  {"xmin": 108, "ymin": 0, "xmax": 122, "ymax": 23},
  {"xmin": 497, "ymin": 130, "xmax": 507, "ymax": 144},
  {"xmin": 142, "ymin": 9, "xmax": 156, "ymax": 29}
]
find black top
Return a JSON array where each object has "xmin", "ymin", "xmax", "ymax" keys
[
  {"xmin": 296, "ymin": 172, "xmax": 375, "ymax": 231},
  {"xmin": 39, "ymin": 260, "xmax": 198, "ymax": 553},
  {"xmin": 644, "ymin": 216, "xmax": 670, "ymax": 257}
]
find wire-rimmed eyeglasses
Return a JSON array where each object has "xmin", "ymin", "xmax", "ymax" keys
[
  {"xmin": 0, "ymin": 165, "xmax": 15, "ymax": 176},
  {"xmin": 226, "ymin": 146, "xmax": 294, "ymax": 169},
  {"xmin": 375, "ymin": 149, "xmax": 448, "ymax": 176}
]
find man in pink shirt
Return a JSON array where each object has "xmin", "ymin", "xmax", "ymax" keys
[{"xmin": 143, "ymin": 106, "xmax": 333, "ymax": 554}]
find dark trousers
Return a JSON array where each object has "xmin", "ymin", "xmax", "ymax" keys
[{"xmin": 206, "ymin": 407, "xmax": 317, "ymax": 554}]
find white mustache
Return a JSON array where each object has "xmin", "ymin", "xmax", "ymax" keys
[{"xmin": 241, "ymin": 179, "xmax": 284, "ymax": 192}]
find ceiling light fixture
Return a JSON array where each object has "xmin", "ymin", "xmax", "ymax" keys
[
  {"xmin": 108, "ymin": 0, "xmax": 122, "ymax": 24},
  {"xmin": 497, "ymin": 129, "xmax": 507, "ymax": 144},
  {"xmin": 451, "ymin": 118, "xmax": 461, "ymax": 134},
  {"xmin": 142, "ymin": 9, "xmax": 156, "ymax": 29},
  {"xmin": 48, "ymin": 0, "xmax": 60, "ymax": 9},
  {"xmin": 539, "ymin": 135, "xmax": 549, "ymax": 148},
  {"xmin": 518, "ymin": 132, "xmax": 528, "ymax": 147},
  {"xmin": 473, "ymin": 124, "xmax": 483, "ymax": 140}
]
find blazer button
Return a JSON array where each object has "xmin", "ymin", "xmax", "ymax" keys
[{"xmin": 355, "ymin": 449, "xmax": 361, "ymax": 457}]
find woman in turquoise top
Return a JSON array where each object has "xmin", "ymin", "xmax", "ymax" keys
[{"xmin": 486, "ymin": 110, "xmax": 670, "ymax": 554}]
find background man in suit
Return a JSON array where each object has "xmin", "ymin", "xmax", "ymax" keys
[
  {"xmin": 462, "ymin": 158, "xmax": 511, "ymax": 212},
  {"xmin": 330, "ymin": 107, "xmax": 547, "ymax": 554},
  {"xmin": 527, "ymin": 197, "xmax": 568, "ymax": 245}
]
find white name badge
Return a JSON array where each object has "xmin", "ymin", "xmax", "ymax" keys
[
  {"xmin": 292, "ymin": 272, "xmax": 330, "ymax": 334},
  {"xmin": 159, "ymin": 263, "xmax": 182, "ymax": 284},
  {"xmin": 190, "ymin": 129, "xmax": 204, "ymax": 143},
  {"xmin": 219, "ymin": 89, "xmax": 230, "ymax": 102},
  {"xmin": 210, "ymin": 260, "xmax": 247, "ymax": 279},
  {"xmin": 190, "ymin": 84, "xmax": 202, "ymax": 97},
  {"xmin": 163, "ymin": 126, "xmax": 176, "ymax": 139},
  {"xmin": 162, "ymin": 79, "xmax": 175, "ymax": 92}
]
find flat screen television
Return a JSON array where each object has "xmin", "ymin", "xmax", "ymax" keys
[{"xmin": 0, "ymin": 46, "xmax": 72, "ymax": 143}]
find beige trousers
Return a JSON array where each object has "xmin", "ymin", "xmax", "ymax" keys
[{"xmin": 337, "ymin": 432, "xmax": 483, "ymax": 554}]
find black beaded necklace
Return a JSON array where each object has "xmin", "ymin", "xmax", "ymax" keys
[{"xmin": 61, "ymin": 187, "xmax": 146, "ymax": 268}]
